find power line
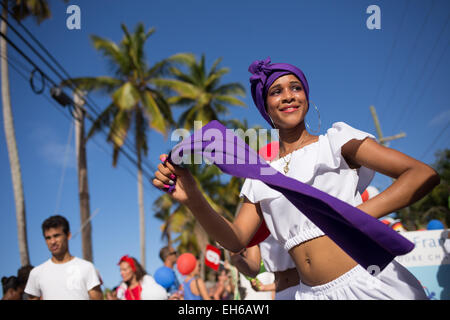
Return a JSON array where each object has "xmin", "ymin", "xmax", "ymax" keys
[
  {"xmin": 392, "ymin": 16, "xmax": 450, "ymax": 132},
  {"xmin": 1, "ymin": 55, "xmax": 157, "ymax": 196},
  {"xmin": 1, "ymin": 51, "xmax": 156, "ymax": 192},
  {"xmin": 0, "ymin": 38, "xmax": 157, "ymax": 185},
  {"xmin": 378, "ymin": 0, "xmax": 436, "ymax": 121},
  {"xmin": 0, "ymin": 28, "xmax": 158, "ymax": 183},
  {"xmin": 365, "ymin": 0, "xmax": 410, "ymax": 127},
  {"xmin": 0, "ymin": 7, "xmax": 159, "ymax": 175},
  {"xmin": 420, "ymin": 122, "xmax": 450, "ymax": 160}
]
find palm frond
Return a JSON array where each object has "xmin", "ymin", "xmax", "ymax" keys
[
  {"xmin": 60, "ymin": 76, "xmax": 122, "ymax": 95},
  {"xmin": 139, "ymin": 90, "xmax": 166, "ymax": 136},
  {"xmin": 213, "ymin": 82, "xmax": 246, "ymax": 97},
  {"xmin": 11, "ymin": 0, "xmax": 51, "ymax": 24},
  {"xmin": 86, "ymin": 103, "xmax": 117, "ymax": 140},
  {"xmin": 151, "ymin": 78, "xmax": 200, "ymax": 99},
  {"xmin": 214, "ymin": 95, "xmax": 246, "ymax": 107},
  {"xmin": 90, "ymin": 35, "xmax": 130, "ymax": 74},
  {"xmin": 208, "ymin": 57, "xmax": 223, "ymax": 78},
  {"xmin": 112, "ymin": 82, "xmax": 140, "ymax": 111}
]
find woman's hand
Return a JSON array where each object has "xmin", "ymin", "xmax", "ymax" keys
[{"xmin": 152, "ymin": 154, "xmax": 199, "ymax": 204}]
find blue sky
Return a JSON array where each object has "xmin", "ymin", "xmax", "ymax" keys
[{"xmin": 1, "ymin": 0, "xmax": 449, "ymax": 294}]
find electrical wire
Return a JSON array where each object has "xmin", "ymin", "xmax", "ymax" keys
[
  {"xmin": 392, "ymin": 17, "xmax": 450, "ymax": 132},
  {"xmin": 419, "ymin": 122, "xmax": 450, "ymax": 160},
  {"xmin": 0, "ymin": 28, "xmax": 158, "ymax": 181},
  {"xmin": 365, "ymin": 0, "xmax": 411, "ymax": 127},
  {"xmin": 0, "ymin": 6, "xmax": 159, "ymax": 175},
  {"xmin": 0, "ymin": 48, "xmax": 157, "ymax": 190},
  {"xmin": 378, "ymin": 0, "xmax": 436, "ymax": 123}
]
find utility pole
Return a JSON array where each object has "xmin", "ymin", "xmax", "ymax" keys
[
  {"xmin": 73, "ymin": 90, "xmax": 93, "ymax": 262},
  {"xmin": 369, "ymin": 106, "xmax": 406, "ymax": 147}
]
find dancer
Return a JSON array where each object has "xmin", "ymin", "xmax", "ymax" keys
[
  {"xmin": 153, "ymin": 58, "xmax": 440, "ymax": 299},
  {"xmin": 24, "ymin": 215, "xmax": 103, "ymax": 300},
  {"xmin": 116, "ymin": 255, "xmax": 167, "ymax": 300}
]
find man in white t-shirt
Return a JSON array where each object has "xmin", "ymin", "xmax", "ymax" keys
[{"xmin": 25, "ymin": 215, "xmax": 103, "ymax": 300}]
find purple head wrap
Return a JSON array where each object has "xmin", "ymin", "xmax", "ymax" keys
[{"xmin": 249, "ymin": 57, "xmax": 310, "ymax": 128}]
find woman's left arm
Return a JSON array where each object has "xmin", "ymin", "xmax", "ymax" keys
[{"xmin": 341, "ymin": 137, "xmax": 441, "ymax": 219}]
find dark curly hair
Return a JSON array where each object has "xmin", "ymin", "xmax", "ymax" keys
[
  {"xmin": 2, "ymin": 276, "xmax": 19, "ymax": 295},
  {"xmin": 41, "ymin": 215, "xmax": 70, "ymax": 236}
]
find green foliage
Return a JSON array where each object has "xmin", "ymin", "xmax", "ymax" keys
[
  {"xmin": 152, "ymin": 53, "xmax": 246, "ymax": 130},
  {"xmin": 60, "ymin": 22, "xmax": 175, "ymax": 165},
  {"xmin": 153, "ymin": 119, "xmax": 273, "ymax": 260}
]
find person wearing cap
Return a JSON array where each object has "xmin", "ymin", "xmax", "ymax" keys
[
  {"xmin": 153, "ymin": 58, "xmax": 440, "ymax": 299},
  {"xmin": 116, "ymin": 255, "xmax": 168, "ymax": 300}
]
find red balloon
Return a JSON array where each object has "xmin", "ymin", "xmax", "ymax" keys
[
  {"xmin": 176, "ymin": 253, "xmax": 197, "ymax": 275},
  {"xmin": 361, "ymin": 189, "xmax": 369, "ymax": 202}
]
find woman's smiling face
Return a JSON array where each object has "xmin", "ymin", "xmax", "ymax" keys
[{"xmin": 265, "ymin": 74, "xmax": 308, "ymax": 129}]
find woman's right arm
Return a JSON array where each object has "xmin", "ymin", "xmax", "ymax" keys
[{"xmin": 153, "ymin": 154, "xmax": 263, "ymax": 252}]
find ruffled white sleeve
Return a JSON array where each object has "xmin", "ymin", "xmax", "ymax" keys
[
  {"xmin": 240, "ymin": 178, "xmax": 283, "ymax": 203},
  {"xmin": 239, "ymin": 178, "xmax": 256, "ymax": 203},
  {"xmin": 326, "ymin": 121, "xmax": 377, "ymax": 193}
]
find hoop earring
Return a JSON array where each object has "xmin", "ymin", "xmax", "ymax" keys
[
  {"xmin": 268, "ymin": 115, "xmax": 276, "ymax": 129},
  {"xmin": 305, "ymin": 101, "xmax": 321, "ymax": 134}
]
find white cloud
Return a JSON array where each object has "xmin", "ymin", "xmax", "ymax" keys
[
  {"xmin": 428, "ymin": 109, "xmax": 450, "ymax": 126},
  {"xmin": 31, "ymin": 125, "xmax": 76, "ymax": 169}
]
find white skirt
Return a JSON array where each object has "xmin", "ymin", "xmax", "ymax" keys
[
  {"xmin": 295, "ymin": 260, "xmax": 428, "ymax": 300},
  {"xmin": 275, "ymin": 285, "xmax": 297, "ymax": 300}
]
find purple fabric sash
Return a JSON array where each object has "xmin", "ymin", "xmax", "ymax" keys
[{"xmin": 167, "ymin": 120, "xmax": 414, "ymax": 271}]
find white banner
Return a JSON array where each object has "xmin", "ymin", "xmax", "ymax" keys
[{"xmin": 395, "ymin": 229, "xmax": 450, "ymax": 267}]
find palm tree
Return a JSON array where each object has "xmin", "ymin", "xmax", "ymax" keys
[
  {"xmin": 1, "ymin": 0, "xmax": 54, "ymax": 267},
  {"xmin": 61, "ymin": 23, "xmax": 175, "ymax": 269},
  {"xmin": 154, "ymin": 163, "xmax": 237, "ymax": 275},
  {"xmin": 153, "ymin": 116, "xmax": 278, "ymax": 275},
  {"xmin": 152, "ymin": 56, "xmax": 249, "ymax": 274},
  {"xmin": 152, "ymin": 54, "xmax": 246, "ymax": 130}
]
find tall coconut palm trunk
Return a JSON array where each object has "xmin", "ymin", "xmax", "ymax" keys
[
  {"xmin": 1, "ymin": 3, "xmax": 30, "ymax": 266},
  {"xmin": 137, "ymin": 153, "xmax": 146, "ymax": 269},
  {"xmin": 74, "ymin": 91, "xmax": 93, "ymax": 262}
]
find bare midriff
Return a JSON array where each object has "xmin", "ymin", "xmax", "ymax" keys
[
  {"xmin": 274, "ymin": 268, "xmax": 300, "ymax": 292},
  {"xmin": 288, "ymin": 235, "xmax": 358, "ymax": 287}
]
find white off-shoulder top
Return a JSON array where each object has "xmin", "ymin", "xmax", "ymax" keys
[{"xmin": 240, "ymin": 122, "xmax": 377, "ymax": 252}]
